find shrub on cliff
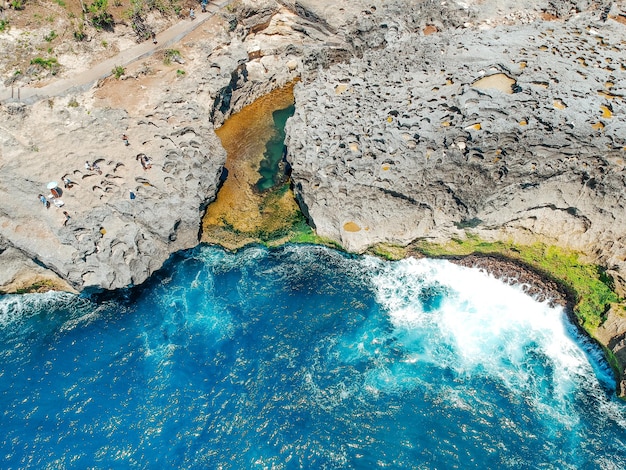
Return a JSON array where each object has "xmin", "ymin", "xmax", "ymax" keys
[
  {"xmin": 89, "ymin": 0, "xmax": 114, "ymax": 30},
  {"xmin": 30, "ymin": 57, "xmax": 60, "ymax": 75}
]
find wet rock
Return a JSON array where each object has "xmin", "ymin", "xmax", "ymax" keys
[{"xmin": 595, "ymin": 305, "xmax": 626, "ymax": 397}]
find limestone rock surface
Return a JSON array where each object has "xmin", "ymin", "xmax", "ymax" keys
[
  {"xmin": 0, "ymin": 0, "xmax": 354, "ymax": 293},
  {"xmin": 286, "ymin": 1, "xmax": 626, "ymax": 294},
  {"xmin": 0, "ymin": 98, "xmax": 225, "ymax": 292}
]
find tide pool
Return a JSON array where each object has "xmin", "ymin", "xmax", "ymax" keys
[{"xmin": 1, "ymin": 245, "xmax": 625, "ymax": 468}]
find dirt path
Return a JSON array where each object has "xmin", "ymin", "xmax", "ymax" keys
[{"xmin": 0, "ymin": 0, "xmax": 233, "ymax": 105}]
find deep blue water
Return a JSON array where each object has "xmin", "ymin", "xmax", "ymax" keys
[{"xmin": 1, "ymin": 244, "xmax": 626, "ymax": 469}]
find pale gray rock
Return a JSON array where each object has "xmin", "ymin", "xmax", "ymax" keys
[
  {"xmin": 285, "ymin": 5, "xmax": 626, "ymax": 293},
  {"xmin": 0, "ymin": 98, "xmax": 226, "ymax": 292}
]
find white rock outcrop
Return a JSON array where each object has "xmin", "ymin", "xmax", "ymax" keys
[{"xmin": 0, "ymin": 99, "xmax": 226, "ymax": 292}]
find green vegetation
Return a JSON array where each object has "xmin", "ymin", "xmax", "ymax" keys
[
  {"xmin": 54, "ymin": 0, "xmax": 66, "ymax": 6},
  {"xmin": 30, "ymin": 56, "xmax": 59, "ymax": 74},
  {"xmin": 410, "ymin": 235, "xmax": 621, "ymax": 333},
  {"xmin": 249, "ymin": 183, "xmax": 305, "ymax": 242},
  {"xmin": 368, "ymin": 243, "xmax": 407, "ymax": 261},
  {"xmin": 112, "ymin": 64, "xmax": 125, "ymax": 78},
  {"xmin": 126, "ymin": 0, "xmax": 184, "ymax": 18},
  {"xmin": 276, "ymin": 203, "xmax": 341, "ymax": 249},
  {"xmin": 15, "ymin": 280, "xmax": 56, "ymax": 294},
  {"xmin": 176, "ymin": 69, "xmax": 185, "ymax": 76},
  {"xmin": 163, "ymin": 49, "xmax": 181, "ymax": 65},
  {"xmin": 0, "ymin": 19, "xmax": 9, "ymax": 32},
  {"xmin": 67, "ymin": 97, "xmax": 79, "ymax": 107},
  {"xmin": 89, "ymin": 0, "xmax": 115, "ymax": 30},
  {"xmin": 285, "ymin": 223, "xmax": 341, "ymax": 249},
  {"xmin": 44, "ymin": 30, "xmax": 58, "ymax": 42},
  {"xmin": 149, "ymin": 0, "xmax": 171, "ymax": 15},
  {"xmin": 73, "ymin": 21, "xmax": 86, "ymax": 41},
  {"xmin": 11, "ymin": 0, "xmax": 24, "ymax": 11}
]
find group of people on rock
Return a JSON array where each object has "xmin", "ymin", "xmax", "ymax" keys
[
  {"xmin": 37, "ymin": 178, "xmax": 68, "ymax": 221},
  {"xmin": 85, "ymin": 160, "xmax": 102, "ymax": 175},
  {"xmin": 38, "ymin": 131, "xmax": 159, "ymax": 224}
]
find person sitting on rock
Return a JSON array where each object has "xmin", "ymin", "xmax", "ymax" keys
[
  {"xmin": 190, "ymin": 8, "xmax": 195, "ymax": 19},
  {"xmin": 142, "ymin": 155, "xmax": 152, "ymax": 170},
  {"xmin": 63, "ymin": 211, "xmax": 71, "ymax": 226},
  {"xmin": 62, "ymin": 176, "xmax": 74, "ymax": 189},
  {"xmin": 85, "ymin": 161, "xmax": 92, "ymax": 171},
  {"xmin": 92, "ymin": 162, "xmax": 102, "ymax": 175},
  {"xmin": 122, "ymin": 134, "xmax": 130, "ymax": 146},
  {"xmin": 201, "ymin": 0, "xmax": 207, "ymax": 12},
  {"xmin": 38, "ymin": 194, "xmax": 49, "ymax": 208},
  {"xmin": 137, "ymin": 153, "xmax": 152, "ymax": 170}
]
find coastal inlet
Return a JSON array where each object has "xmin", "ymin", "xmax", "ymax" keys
[{"xmin": 202, "ymin": 82, "xmax": 306, "ymax": 249}]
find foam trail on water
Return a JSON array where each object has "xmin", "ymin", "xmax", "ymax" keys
[
  {"xmin": 0, "ymin": 291, "xmax": 76, "ymax": 328},
  {"xmin": 370, "ymin": 257, "xmax": 624, "ymax": 426}
]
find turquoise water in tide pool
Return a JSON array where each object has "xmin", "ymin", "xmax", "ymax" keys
[
  {"xmin": 256, "ymin": 104, "xmax": 295, "ymax": 192},
  {"xmin": 1, "ymin": 244, "xmax": 626, "ymax": 469}
]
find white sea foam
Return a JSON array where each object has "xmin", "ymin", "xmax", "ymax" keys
[
  {"xmin": 368, "ymin": 257, "xmax": 626, "ymax": 427},
  {"xmin": 0, "ymin": 291, "xmax": 76, "ymax": 329}
]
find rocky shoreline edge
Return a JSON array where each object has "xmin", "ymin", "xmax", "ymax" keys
[
  {"xmin": 448, "ymin": 254, "xmax": 571, "ymax": 309},
  {"xmin": 410, "ymin": 250, "xmax": 626, "ymax": 397},
  {"xmin": 1, "ymin": 0, "xmax": 626, "ymax": 398}
]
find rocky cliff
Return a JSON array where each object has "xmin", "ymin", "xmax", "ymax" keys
[
  {"xmin": 282, "ymin": 0, "xmax": 626, "ymax": 394},
  {"xmin": 285, "ymin": 0, "xmax": 626, "ymax": 296},
  {"xmin": 0, "ymin": 0, "xmax": 352, "ymax": 292},
  {"xmin": 2, "ymin": 0, "xmax": 626, "ymax": 391},
  {"xmin": 0, "ymin": 98, "xmax": 226, "ymax": 292}
]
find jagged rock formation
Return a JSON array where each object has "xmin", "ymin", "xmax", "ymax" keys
[{"xmin": 285, "ymin": 0, "xmax": 626, "ymax": 298}]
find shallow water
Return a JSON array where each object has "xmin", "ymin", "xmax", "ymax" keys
[
  {"xmin": 256, "ymin": 103, "xmax": 295, "ymax": 192},
  {"xmin": 1, "ymin": 245, "xmax": 625, "ymax": 469},
  {"xmin": 202, "ymin": 83, "xmax": 300, "ymax": 248}
]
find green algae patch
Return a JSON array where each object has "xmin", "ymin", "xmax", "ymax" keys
[
  {"xmin": 282, "ymin": 214, "xmax": 342, "ymax": 249},
  {"xmin": 202, "ymin": 83, "xmax": 300, "ymax": 250},
  {"xmin": 409, "ymin": 236, "xmax": 621, "ymax": 333},
  {"xmin": 368, "ymin": 243, "xmax": 408, "ymax": 261},
  {"xmin": 13, "ymin": 279, "xmax": 62, "ymax": 294}
]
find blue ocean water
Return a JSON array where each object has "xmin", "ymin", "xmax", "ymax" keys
[{"xmin": 1, "ymin": 244, "xmax": 625, "ymax": 469}]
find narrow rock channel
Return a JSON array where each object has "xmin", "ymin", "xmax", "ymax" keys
[{"xmin": 201, "ymin": 82, "xmax": 304, "ymax": 249}]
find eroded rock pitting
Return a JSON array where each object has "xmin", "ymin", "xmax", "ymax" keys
[{"xmin": 286, "ymin": 6, "xmax": 626, "ymax": 296}]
